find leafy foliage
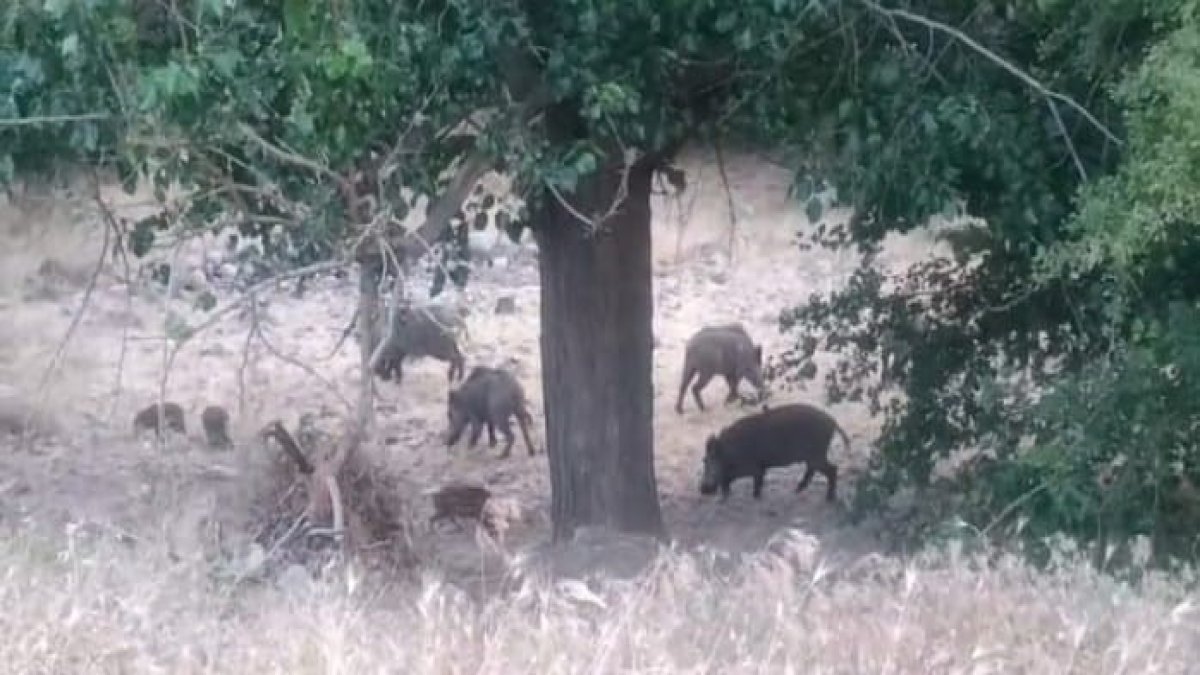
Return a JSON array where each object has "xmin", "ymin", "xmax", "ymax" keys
[{"xmin": 766, "ymin": 0, "xmax": 1200, "ymax": 562}]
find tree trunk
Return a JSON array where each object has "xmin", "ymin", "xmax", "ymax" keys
[{"xmin": 534, "ymin": 153, "xmax": 666, "ymax": 542}]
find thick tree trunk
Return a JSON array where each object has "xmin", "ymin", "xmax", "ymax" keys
[{"xmin": 534, "ymin": 156, "xmax": 666, "ymax": 542}]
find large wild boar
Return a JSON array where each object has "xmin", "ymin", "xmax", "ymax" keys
[
  {"xmin": 373, "ymin": 304, "xmax": 466, "ymax": 384},
  {"xmin": 699, "ymin": 402, "xmax": 847, "ymax": 502},
  {"xmin": 446, "ymin": 366, "xmax": 538, "ymax": 458},
  {"xmin": 675, "ymin": 323, "xmax": 765, "ymax": 414}
]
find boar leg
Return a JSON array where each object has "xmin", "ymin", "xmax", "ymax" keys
[
  {"xmin": 819, "ymin": 460, "xmax": 839, "ymax": 502},
  {"xmin": 795, "ymin": 464, "xmax": 817, "ymax": 495},
  {"xmin": 467, "ymin": 418, "xmax": 485, "ymax": 447},
  {"xmin": 752, "ymin": 469, "xmax": 766, "ymax": 499},
  {"xmin": 675, "ymin": 367, "xmax": 697, "ymax": 414},
  {"xmin": 723, "ymin": 374, "xmax": 741, "ymax": 404},
  {"xmin": 691, "ymin": 371, "xmax": 715, "ymax": 411},
  {"xmin": 516, "ymin": 409, "xmax": 538, "ymax": 455},
  {"xmin": 496, "ymin": 416, "xmax": 516, "ymax": 458}
]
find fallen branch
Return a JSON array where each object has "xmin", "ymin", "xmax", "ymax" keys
[{"xmin": 262, "ymin": 420, "xmax": 315, "ymax": 475}]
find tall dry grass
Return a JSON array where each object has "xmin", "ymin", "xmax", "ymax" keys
[{"xmin": 0, "ymin": 525, "xmax": 1196, "ymax": 674}]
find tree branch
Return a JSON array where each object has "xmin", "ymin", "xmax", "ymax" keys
[
  {"xmin": 862, "ymin": 1, "xmax": 1123, "ymax": 147},
  {"xmin": 236, "ymin": 123, "xmax": 352, "ymax": 189},
  {"xmin": 0, "ymin": 113, "xmax": 111, "ymax": 127}
]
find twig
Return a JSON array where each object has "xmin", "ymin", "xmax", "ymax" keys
[
  {"xmin": 236, "ymin": 300, "xmax": 256, "ymax": 417},
  {"xmin": 405, "ymin": 151, "xmax": 493, "ymax": 257},
  {"xmin": 543, "ymin": 149, "xmax": 637, "ymax": 235},
  {"xmin": 325, "ymin": 474, "xmax": 346, "ymax": 543},
  {"xmin": 251, "ymin": 296, "xmax": 355, "ymax": 414},
  {"xmin": 263, "ymin": 420, "xmax": 315, "ymax": 475},
  {"xmin": 401, "ymin": 88, "xmax": 555, "ymax": 256},
  {"xmin": 980, "ymin": 482, "xmax": 1049, "ymax": 537},
  {"xmin": 93, "ymin": 191, "xmax": 136, "ymax": 422},
  {"xmin": 237, "ymin": 123, "xmax": 346, "ymax": 184},
  {"xmin": 153, "ymin": 235, "xmax": 191, "ymax": 453},
  {"xmin": 155, "ymin": 260, "xmax": 344, "ymax": 404},
  {"xmin": 21, "ymin": 176, "xmax": 113, "ymax": 450},
  {"xmin": 1047, "ymin": 99, "xmax": 1087, "ymax": 181},
  {"xmin": 862, "ymin": 1, "xmax": 1123, "ymax": 147},
  {"xmin": 0, "ymin": 113, "xmax": 111, "ymax": 127},
  {"xmin": 712, "ymin": 135, "xmax": 740, "ymax": 267}
]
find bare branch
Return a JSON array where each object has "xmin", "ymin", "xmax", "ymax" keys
[
  {"xmin": 712, "ymin": 135, "xmax": 740, "ymax": 266},
  {"xmin": 1047, "ymin": 100, "xmax": 1088, "ymax": 181},
  {"xmin": 544, "ymin": 148, "xmax": 638, "ymax": 235},
  {"xmin": 251, "ymin": 294, "xmax": 355, "ymax": 413},
  {"xmin": 396, "ymin": 86, "xmax": 555, "ymax": 259},
  {"xmin": 862, "ymin": 1, "xmax": 1123, "ymax": 147},
  {"xmin": 0, "ymin": 113, "xmax": 111, "ymax": 127},
  {"xmin": 262, "ymin": 420, "xmax": 316, "ymax": 475},
  {"xmin": 236, "ymin": 123, "xmax": 351, "ymax": 188},
  {"xmin": 21, "ymin": 173, "xmax": 113, "ymax": 449},
  {"xmin": 156, "ymin": 260, "xmax": 345, "ymax": 397},
  {"xmin": 402, "ymin": 150, "xmax": 493, "ymax": 257}
]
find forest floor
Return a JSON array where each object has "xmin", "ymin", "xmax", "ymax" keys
[{"xmin": 0, "ymin": 147, "xmax": 1194, "ymax": 673}]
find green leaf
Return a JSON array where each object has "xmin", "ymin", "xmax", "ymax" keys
[
  {"xmin": 42, "ymin": 0, "xmax": 71, "ymax": 20},
  {"xmin": 792, "ymin": 175, "xmax": 815, "ymax": 202},
  {"xmin": 715, "ymin": 11, "xmax": 738, "ymax": 33},
  {"xmin": 0, "ymin": 155, "xmax": 14, "ymax": 185},
  {"xmin": 573, "ymin": 151, "xmax": 597, "ymax": 177},
  {"xmin": 735, "ymin": 28, "xmax": 754, "ymax": 51},
  {"xmin": 208, "ymin": 49, "xmax": 241, "ymax": 80},
  {"xmin": 60, "ymin": 34, "xmax": 79, "ymax": 59},
  {"xmin": 283, "ymin": 0, "xmax": 313, "ymax": 41},
  {"xmin": 805, "ymin": 197, "xmax": 823, "ymax": 223}
]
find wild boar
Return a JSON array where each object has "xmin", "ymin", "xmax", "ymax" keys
[
  {"xmin": 699, "ymin": 402, "xmax": 847, "ymax": 502},
  {"xmin": 676, "ymin": 323, "xmax": 765, "ymax": 414},
  {"xmin": 446, "ymin": 366, "xmax": 538, "ymax": 458}
]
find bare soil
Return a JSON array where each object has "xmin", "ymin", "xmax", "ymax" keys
[{"xmin": 0, "ymin": 146, "xmax": 951, "ymax": 585}]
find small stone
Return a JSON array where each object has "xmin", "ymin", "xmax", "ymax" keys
[
  {"xmin": 495, "ymin": 296, "xmax": 517, "ymax": 315},
  {"xmin": 276, "ymin": 563, "xmax": 314, "ymax": 596}
]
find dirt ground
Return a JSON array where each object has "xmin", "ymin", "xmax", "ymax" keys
[{"xmin": 0, "ymin": 145, "xmax": 951, "ymax": 585}]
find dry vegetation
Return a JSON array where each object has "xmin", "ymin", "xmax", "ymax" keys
[
  {"xmin": 1, "ymin": 149, "xmax": 1197, "ymax": 673},
  {"xmin": 0, "ymin": 527, "xmax": 1197, "ymax": 673}
]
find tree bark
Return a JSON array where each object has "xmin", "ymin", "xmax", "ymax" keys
[{"xmin": 534, "ymin": 151, "xmax": 666, "ymax": 542}]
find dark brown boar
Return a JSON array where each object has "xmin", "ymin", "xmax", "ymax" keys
[
  {"xmin": 133, "ymin": 401, "xmax": 186, "ymax": 436},
  {"xmin": 698, "ymin": 402, "xmax": 847, "ymax": 502},
  {"xmin": 446, "ymin": 366, "xmax": 538, "ymax": 458},
  {"xmin": 373, "ymin": 304, "xmax": 466, "ymax": 384},
  {"xmin": 200, "ymin": 405, "xmax": 232, "ymax": 449},
  {"xmin": 675, "ymin": 323, "xmax": 765, "ymax": 414}
]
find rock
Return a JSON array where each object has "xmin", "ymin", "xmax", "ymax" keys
[
  {"xmin": 241, "ymin": 543, "xmax": 267, "ymax": 578},
  {"xmin": 276, "ymin": 563, "xmax": 314, "ymax": 596},
  {"xmin": 495, "ymin": 296, "xmax": 517, "ymax": 315}
]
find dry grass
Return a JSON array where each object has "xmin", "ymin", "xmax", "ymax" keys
[{"xmin": 0, "ymin": 525, "xmax": 1195, "ymax": 674}]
